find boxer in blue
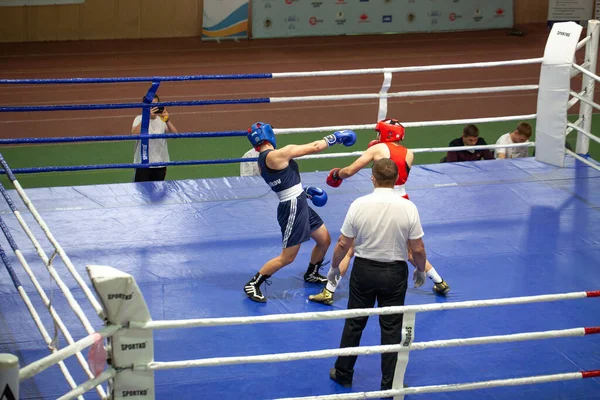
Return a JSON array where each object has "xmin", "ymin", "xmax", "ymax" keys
[{"xmin": 244, "ymin": 122, "xmax": 357, "ymax": 303}]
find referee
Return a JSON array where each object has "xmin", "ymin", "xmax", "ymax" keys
[{"xmin": 328, "ymin": 158, "xmax": 427, "ymax": 393}]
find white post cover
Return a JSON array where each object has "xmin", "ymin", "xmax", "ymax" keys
[
  {"xmin": 87, "ymin": 265, "xmax": 155, "ymax": 400},
  {"xmin": 0, "ymin": 354, "xmax": 18, "ymax": 400},
  {"xmin": 535, "ymin": 21, "xmax": 583, "ymax": 166}
]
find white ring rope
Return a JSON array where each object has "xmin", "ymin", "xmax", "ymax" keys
[
  {"xmin": 567, "ymin": 122, "xmax": 600, "ymax": 145},
  {"xmin": 57, "ymin": 368, "xmax": 116, "ymax": 400},
  {"xmin": 12, "ymin": 247, "xmax": 106, "ymax": 397},
  {"xmin": 275, "ymin": 370, "xmax": 600, "ymax": 400},
  {"xmin": 572, "ymin": 61, "xmax": 600, "ymax": 83},
  {"xmin": 8, "ymin": 180, "xmax": 105, "ymax": 320},
  {"xmin": 129, "ymin": 290, "xmax": 597, "ymax": 330},
  {"xmin": 144, "ymin": 326, "xmax": 599, "ymax": 371},
  {"xmin": 566, "ymin": 117, "xmax": 584, "ymax": 136},
  {"xmin": 9, "ymin": 206, "xmax": 101, "ymax": 336},
  {"xmin": 19, "ymin": 324, "xmax": 119, "ymax": 381},
  {"xmin": 570, "ymin": 90, "xmax": 600, "ymax": 112},
  {"xmin": 271, "ymin": 58, "xmax": 543, "ymax": 78},
  {"xmin": 13, "ymin": 285, "xmax": 83, "ymax": 399},
  {"xmin": 273, "ymin": 114, "xmax": 538, "ymax": 135},
  {"xmin": 577, "ymin": 35, "xmax": 592, "ymax": 50},
  {"xmin": 297, "ymin": 142, "xmax": 533, "ymax": 161},
  {"xmin": 270, "ymin": 85, "xmax": 538, "ymax": 103},
  {"xmin": 566, "ymin": 149, "xmax": 600, "ymax": 171}
]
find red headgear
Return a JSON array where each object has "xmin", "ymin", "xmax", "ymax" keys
[{"xmin": 375, "ymin": 119, "xmax": 405, "ymax": 143}]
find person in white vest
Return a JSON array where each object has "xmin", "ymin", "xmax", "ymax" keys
[
  {"xmin": 494, "ymin": 122, "xmax": 532, "ymax": 159},
  {"xmin": 131, "ymin": 94, "xmax": 179, "ymax": 182}
]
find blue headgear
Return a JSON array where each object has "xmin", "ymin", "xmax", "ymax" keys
[{"xmin": 247, "ymin": 122, "xmax": 276, "ymax": 149}]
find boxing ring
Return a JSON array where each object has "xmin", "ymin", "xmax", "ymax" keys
[{"xmin": 1, "ymin": 20, "xmax": 600, "ymax": 400}]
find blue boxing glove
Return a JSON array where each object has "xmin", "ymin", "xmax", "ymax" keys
[
  {"xmin": 323, "ymin": 130, "xmax": 357, "ymax": 147},
  {"xmin": 304, "ymin": 186, "xmax": 328, "ymax": 207}
]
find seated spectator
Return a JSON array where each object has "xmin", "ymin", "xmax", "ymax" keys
[
  {"xmin": 442, "ymin": 124, "xmax": 495, "ymax": 163},
  {"xmin": 495, "ymin": 122, "xmax": 532, "ymax": 159},
  {"xmin": 240, "ymin": 147, "xmax": 260, "ymax": 176}
]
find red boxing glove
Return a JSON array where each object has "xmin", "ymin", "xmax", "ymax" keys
[
  {"xmin": 326, "ymin": 168, "xmax": 343, "ymax": 188},
  {"xmin": 368, "ymin": 140, "xmax": 380, "ymax": 148}
]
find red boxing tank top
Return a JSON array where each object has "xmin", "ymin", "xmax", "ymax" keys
[{"xmin": 384, "ymin": 143, "xmax": 409, "ymax": 186}]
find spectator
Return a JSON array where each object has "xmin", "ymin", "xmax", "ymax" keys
[
  {"xmin": 328, "ymin": 158, "xmax": 427, "ymax": 394},
  {"xmin": 442, "ymin": 124, "xmax": 494, "ymax": 163},
  {"xmin": 240, "ymin": 147, "xmax": 260, "ymax": 176},
  {"xmin": 495, "ymin": 122, "xmax": 533, "ymax": 159},
  {"xmin": 131, "ymin": 94, "xmax": 178, "ymax": 182}
]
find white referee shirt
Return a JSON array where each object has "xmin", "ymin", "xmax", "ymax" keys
[{"xmin": 340, "ymin": 188, "xmax": 424, "ymax": 263}]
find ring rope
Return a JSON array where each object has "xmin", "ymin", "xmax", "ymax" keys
[
  {"xmin": 566, "ymin": 149, "xmax": 600, "ymax": 171},
  {"xmin": 0, "ymin": 142, "xmax": 532, "ymax": 175},
  {"xmin": 577, "ymin": 35, "xmax": 592, "ymax": 50},
  {"xmin": 0, "ymin": 245, "xmax": 85, "ymax": 399},
  {"xmin": 0, "ymin": 113, "xmax": 538, "ymax": 146},
  {"xmin": 0, "ymin": 57, "xmax": 544, "ymax": 87},
  {"xmin": 570, "ymin": 90, "xmax": 600, "ymax": 112},
  {"xmin": 0, "ymin": 84, "xmax": 539, "ymax": 113},
  {"xmin": 56, "ymin": 368, "xmax": 117, "ymax": 400},
  {"xmin": 18, "ymin": 324, "xmax": 120, "ymax": 381},
  {"xmin": 269, "ymin": 84, "xmax": 539, "ymax": 103},
  {"xmin": 129, "ymin": 290, "xmax": 599, "ymax": 330},
  {"xmin": 0, "ymin": 160, "xmax": 106, "ymax": 324},
  {"xmin": 275, "ymin": 370, "xmax": 600, "ymax": 400},
  {"xmin": 0, "ymin": 210, "xmax": 107, "ymax": 396},
  {"xmin": 143, "ymin": 326, "xmax": 600, "ymax": 371},
  {"xmin": 566, "ymin": 117, "xmax": 585, "ymax": 136},
  {"xmin": 567, "ymin": 122, "xmax": 600, "ymax": 144},
  {"xmin": 572, "ymin": 61, "xmax": 600, "ymax": 82}
]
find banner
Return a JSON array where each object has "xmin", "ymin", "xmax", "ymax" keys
[
  {"xmin": 252, "ymin": 0, "xmax": 513, "ymax": 39},
  {"xmin": 548, "ymin": 0, "xmax": 594, "ymax": 26},
  {"xmin": 202, "ymin": 0, "xmax": 249, "ymax": 40}
]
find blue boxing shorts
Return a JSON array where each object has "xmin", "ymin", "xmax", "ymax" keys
[{"xmin": 277, "ymin": 194, "xmax": 324, "ymax": 248}]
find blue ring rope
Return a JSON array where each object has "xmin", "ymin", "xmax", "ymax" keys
[
  {"xmin": 0, "ymin": 131, "xmax": 248, "ymax": 145},
  {"xmin": 0, "ymin": 154, "xmax": 17, "ymax": 182},
  {"xmin": 0, "ymin": 73, "xmax": 272, "ymax": 85},
  {"xmin": 0, "ymin": 243, "xmax": 21, "ymax": 290},
  {"xmin": 0, "ymin": 98, "xmax": 271, "ymax": 113},
  {"xmin": 0, "ymin": 158, "xmax": 260, "ymax": 175}
]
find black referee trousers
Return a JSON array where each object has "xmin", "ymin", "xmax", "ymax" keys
[{"xmin": 334, "ymin": 256, "xmax": 408, "ymax": 390}]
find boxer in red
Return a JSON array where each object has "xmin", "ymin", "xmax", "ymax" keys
[{"xmin": 309, "ymin": 119, "xmax": 450, "ymax": 305}]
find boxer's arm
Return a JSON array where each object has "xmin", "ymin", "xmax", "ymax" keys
[
  {"xmin": 267, "ymin": 140, "xmax": 329, "ymax": 169},
  {"xmin": 338, "ymin": 145, "xmax": 380, "ymax": 179},
  {"xmin": 406, "ymin": 149, "xmax": 415, "ymax": 168}
]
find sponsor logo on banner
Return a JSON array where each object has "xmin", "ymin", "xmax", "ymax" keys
[
  {"xmin": 285, "ymin": 0, "xmax": 296, "ymax": 4},
  {"xmin": 407, "ymin": 13, "xmax": 415, "ymax": 22},
  {"xmin": 311, "ymin": 0, "xmax": 323, "ymax": 8},
  {"xmin": 335, "ymin": 11, "xmax": 347, "ymax": 25},
  {"xmin": 473, "ymin": 9, "xmax": 482, "ymax": 22},
  {"xmin": 264, "ymin": 18, "xmax": 273, "ymax": 28},
  {"xmin": 285, "ymin": 16, "xmax": 298, "ymax": 23},
  {"xmin": 428, "ymin": 10, "xmax": 441, "ymax": 17},
  {"xmin": 309, "ymin": 16, "xmax": 324, "ymax": 26},
  {"xmin": 360, "ymin": 0, "xmax": 369, "ymax": 2},
  {"xmin": 382, "ymin": 15, "xmax": 392, "ymax": 23},
  {"xmin": 495, "ymin": 8, "xmax": 505, "ymax": 18},
  {"xmin": 359, "ymin": 13, "xmax": 370, "ymax": 23},
  {"xmin": 449, "ymin": 12, "xmax": 462, "ymax": 22},
  {"xmin": 335, "ymin": 0, "xmax": 347, "ymax": 4}
]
